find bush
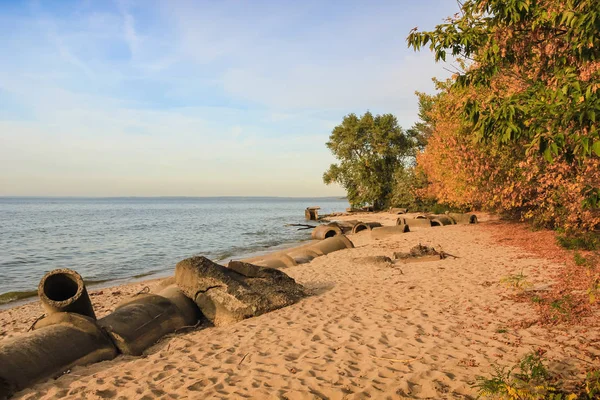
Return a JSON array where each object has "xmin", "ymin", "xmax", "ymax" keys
[{"xmin": 557, "ymin": 233, "xmax": 600, "ymax": 251}]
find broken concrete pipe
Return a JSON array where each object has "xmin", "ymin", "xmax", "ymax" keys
[
  {"xmin": 98, "ymin": 293, "xmax": 196, "ymax": 356},
  {"xmin": 306, "ymin": 234, "xmax": 354, "ymax": 255},
  {"xmin": 174, "ymin": 256, "xmax": 306, "ymax": 327},
  {"xmin": 447, "ymin": 213, "xmax": 478, "ymax": 224},
  {"xmin": 429, "ymin": 215, "xmax": 456, "ymax": 226},
  {"xmin": 400, "ymin": 218, "xmax": 432, "ymax": 229},
  {"xmin": 157, "ymin": 285, "xmax": 203, "ymax": 326},
  {"xmin": 239, "ymin": 235, "xmax": 352, "ymax": 268},
  {"xmin": 247, "ymin": 253, "xmax": 298, "ymax": 269},
  {"xmin": 0, "ymin": 313, "xmax": 117, "ymax": 400},
  {"xmin": 351, "ymin": 222, "xmax": 382, "ymax": 234},
  {"xmin": 370, "ymin": 225, "xmax": 410, "ymax": 240},
  {"xmin": 286, "ymin": 248, "xmax": 321, "ymax": 264},
  {"xmin": 305, "ymin": 207, "xmax": 320, "ymax": 221},
  {"xmin": 311, "ymin": 223, "xmax": 342, "ymax": 240},
  {"xmin": 38, "ymin": 268, "xmax": 96, "ymax": 319}
]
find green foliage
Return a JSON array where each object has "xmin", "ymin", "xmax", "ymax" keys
[
  {"xmin": 549, "ymin": 294, "xmax": 576, "ymax": 320},
  {"xmin": 407, "ymin": 0, "xmax": 600, "ymax": 164},
  {"xmin": 476, "ymin": 352, "xmax": 600, "ymax": 399},
  {"xmin": 323, "ymin": 112, "xmax": 416, "ymax": 210},
  {"xmin": 557, "ymin": 232, "xmax": 600, "ymax": 250},
  {"xmin": 389, "ymin": 166, "xmax": 433, "ymax": 210},
  {"xmin": 584, "ymin": 370, "xmax": 600, "ymax": 399},
  {"xmin": 406, "ymin": 92, "xmax": 436, "ymax": 152},
  {"xmin": 406, "ymin": 0, "xmax": 600, "ymax": 233},
  {"xmin": 573, "ymin": 252, "xmax": 591, "ymax": 267},
  {"xmin": 474, "ymin": 351, "xmax": 581, "ymax": 399},
  {"xmin": 430, "ymin": 203, "xmax": 453, "ymax": 214}
]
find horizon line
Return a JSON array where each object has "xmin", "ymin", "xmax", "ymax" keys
[{"xmin": 0, "ymin": 195, "xmax": 348, "ymax": 199}]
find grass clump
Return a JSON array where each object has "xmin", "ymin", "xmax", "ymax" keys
[
  {"xmin": 474, "ymin": 350, "xmax": 559, "ymax": 399},
  {"xmin": 501, "ymin": 270, "xmax": 532, "ymax": 291},
  {"xmin": 475, "ymin": 351, "xmax": 600, "ymax": 399}
]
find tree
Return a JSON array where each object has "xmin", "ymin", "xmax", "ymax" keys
[
  {"xmin": 323, "ymin": 112, "xmax": 414, "ymax": 210},
  {"xmin": 406, "ymin": 92, "xmax": 436, "ymax": 152},
  {"xmin": 407, "ymin": 0, "xmax": 600, "ymax": 164},
  {"xmin": 406, "ymin": 0, "xmax": 600, "ymax": 230}
]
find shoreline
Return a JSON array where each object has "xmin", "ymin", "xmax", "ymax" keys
[
  {"xmin": 2, "ymin": 211, "xmax": 598, "ymax": 399},
  {"xmin": 0, "ymin": 234, "xmax": 321, "ymax": 310}
]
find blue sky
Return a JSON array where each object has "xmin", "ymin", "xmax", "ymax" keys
[{"xmin": 0, "ymin": 0, "xmax": 459, "ymax": 196}]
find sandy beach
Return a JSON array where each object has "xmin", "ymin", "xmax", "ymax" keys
[{"xmin": 1, "ymin": 212, "xmax": 599, "ymax": 399}]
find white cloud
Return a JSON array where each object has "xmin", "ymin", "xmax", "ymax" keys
[{"xmin": 0, "ymin": 0, "xmax": 458, "ymax": 196}]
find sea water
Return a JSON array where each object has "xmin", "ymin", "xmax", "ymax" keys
[{"xmin": 0, "ymin": 197, "xmax": 348, "ymax": 304}]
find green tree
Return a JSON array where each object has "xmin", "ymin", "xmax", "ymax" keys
[
  {"xmin": 407, "ymin": 0, "xmax": 600, "ymax": 165},
  {"xmin": 406, "ymin": 91, "xmax": 436, "ymax": 152},
  {"xmin": 323, "ymin": 111, "xmax": 414, "ymax": 210}
]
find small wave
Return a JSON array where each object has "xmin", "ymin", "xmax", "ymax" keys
[
  {"xmin": 0, "ymin": 290, "xmax": 38, "ymax": 305},
  {"xmin": 0, "ymin": 259, "xmax": 34, "ymax": 268},
  {"xmin": 133, "ymin": 270, "xmax": 160, "ymax": 279},
  {"xmin": 241, "ymin": 231, "xmax": 269, "ymax": 237}
]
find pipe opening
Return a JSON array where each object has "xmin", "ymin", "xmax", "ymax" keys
[
  {"xmin": 431, "ymin": 220, "xmax": 441, "ymax": 227},
  {"xmin": 354, "ymin": 225, "xmax": 368, "ymax": 233},
  {"xmin": 43, "ymin": 273, "xmax": 79, "ymax": 302},
  {"xmin": 324, "ymin": 230, "xmax": 337, "ymax": 238},
  {"xmin": 469, "ymin": 215, "xmax": 478, "ymax": 224}
]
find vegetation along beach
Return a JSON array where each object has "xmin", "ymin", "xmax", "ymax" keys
[{"xmin": 0, "ymin": 0, "xmax": 599, "ymax": 399}]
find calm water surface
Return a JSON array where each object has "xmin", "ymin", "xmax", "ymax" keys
[{"xmin": 0, "ymin": 197, "xmax": 348, "ymax": 303}]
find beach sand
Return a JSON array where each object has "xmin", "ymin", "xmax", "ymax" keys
[{"xmin": 1, "ymin": 213, "xmax": 599, "ymax": 399}]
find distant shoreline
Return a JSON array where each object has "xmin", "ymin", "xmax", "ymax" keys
[{"xmin": 0, "ymin": 195, "xmax": 348, "ymax": 200}]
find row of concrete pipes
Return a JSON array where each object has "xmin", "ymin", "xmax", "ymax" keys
[
  {"xmin": 0, "ymin": 234, "xmax": 355, "ymax": 399},
  {"xmin": 309, "ymin": 212, "xmax": 477, "ymax": 242}
]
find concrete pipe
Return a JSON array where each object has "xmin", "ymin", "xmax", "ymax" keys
[
  {"xmin": 311, "ymin": 224, "xmax": 342, "ymax": 240},
  {"xmin": 429, "ymin": 215, "xmax": 455, "ymax": 226},
  {"xmin": 351, "ymin": 223, "xmax": 370, "ymax": 234},
  {"xmin": 286, "ymin": 248, "xmax": 321, "ymax": 264},
  {"xmin": 307, "ymin": 235, "xmax": 354, "ymax": 255},
  {"xmin": 447, "ymin": 213, "xmax": 478, "ymax": 224},
  {"xmin": 157, "ymin": 285, "xmax": 202, "ymax": 326},
  {"xmin": 404, "ymin": 218, "xmax": 432, "ymax": 229},
  {"xmin": 286, "ymin": 242, "xmax": 325, "ymax": 257},
  {"xmin": 370, "ymin": 225, "xmax": 410, "ymax": 240},
  {"xmin": 98, "ymin": 294, "xmax": 188, "ymax": 356},
  {"xmin": 329, "ymin": 220, "xmax": 359, "ymax": 234},
  {"xmin": 38, "ymin": 268, "xmax": 96, "ymax": 319},
  {"xmin": 0, "ymin": 313, "xmax": 117, "ymax": 399},
  {"xmin": 251, "ymin": 253, "xmax": 297, "ymax": 269},
  {"xmin": 241, "ymin": 241, "xmax": 324, "ymax": 267},
  {"xmin": 415, "ymin": 214, "xmax": 428, "ymax": 219},
  {"xmin": 351, "ymin": 222, "xmax": 382, "ymax": 234},
  {"xmin": 151, "ymin": 276, "xmax": 176, "ymax": 294}
]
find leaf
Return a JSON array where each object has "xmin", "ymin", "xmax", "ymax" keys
[{"xmin": 592, "ymin": 141, "xmax": 600, "ymax": 157}]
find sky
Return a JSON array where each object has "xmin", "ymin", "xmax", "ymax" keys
[{"xmin": 0, "ymin": 0, "xmax": 459, "ymax": 197}]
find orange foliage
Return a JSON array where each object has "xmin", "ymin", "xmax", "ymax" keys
[{"xmin": 416, "ymin": 81, "xmax": 600, "ymax": 232}]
